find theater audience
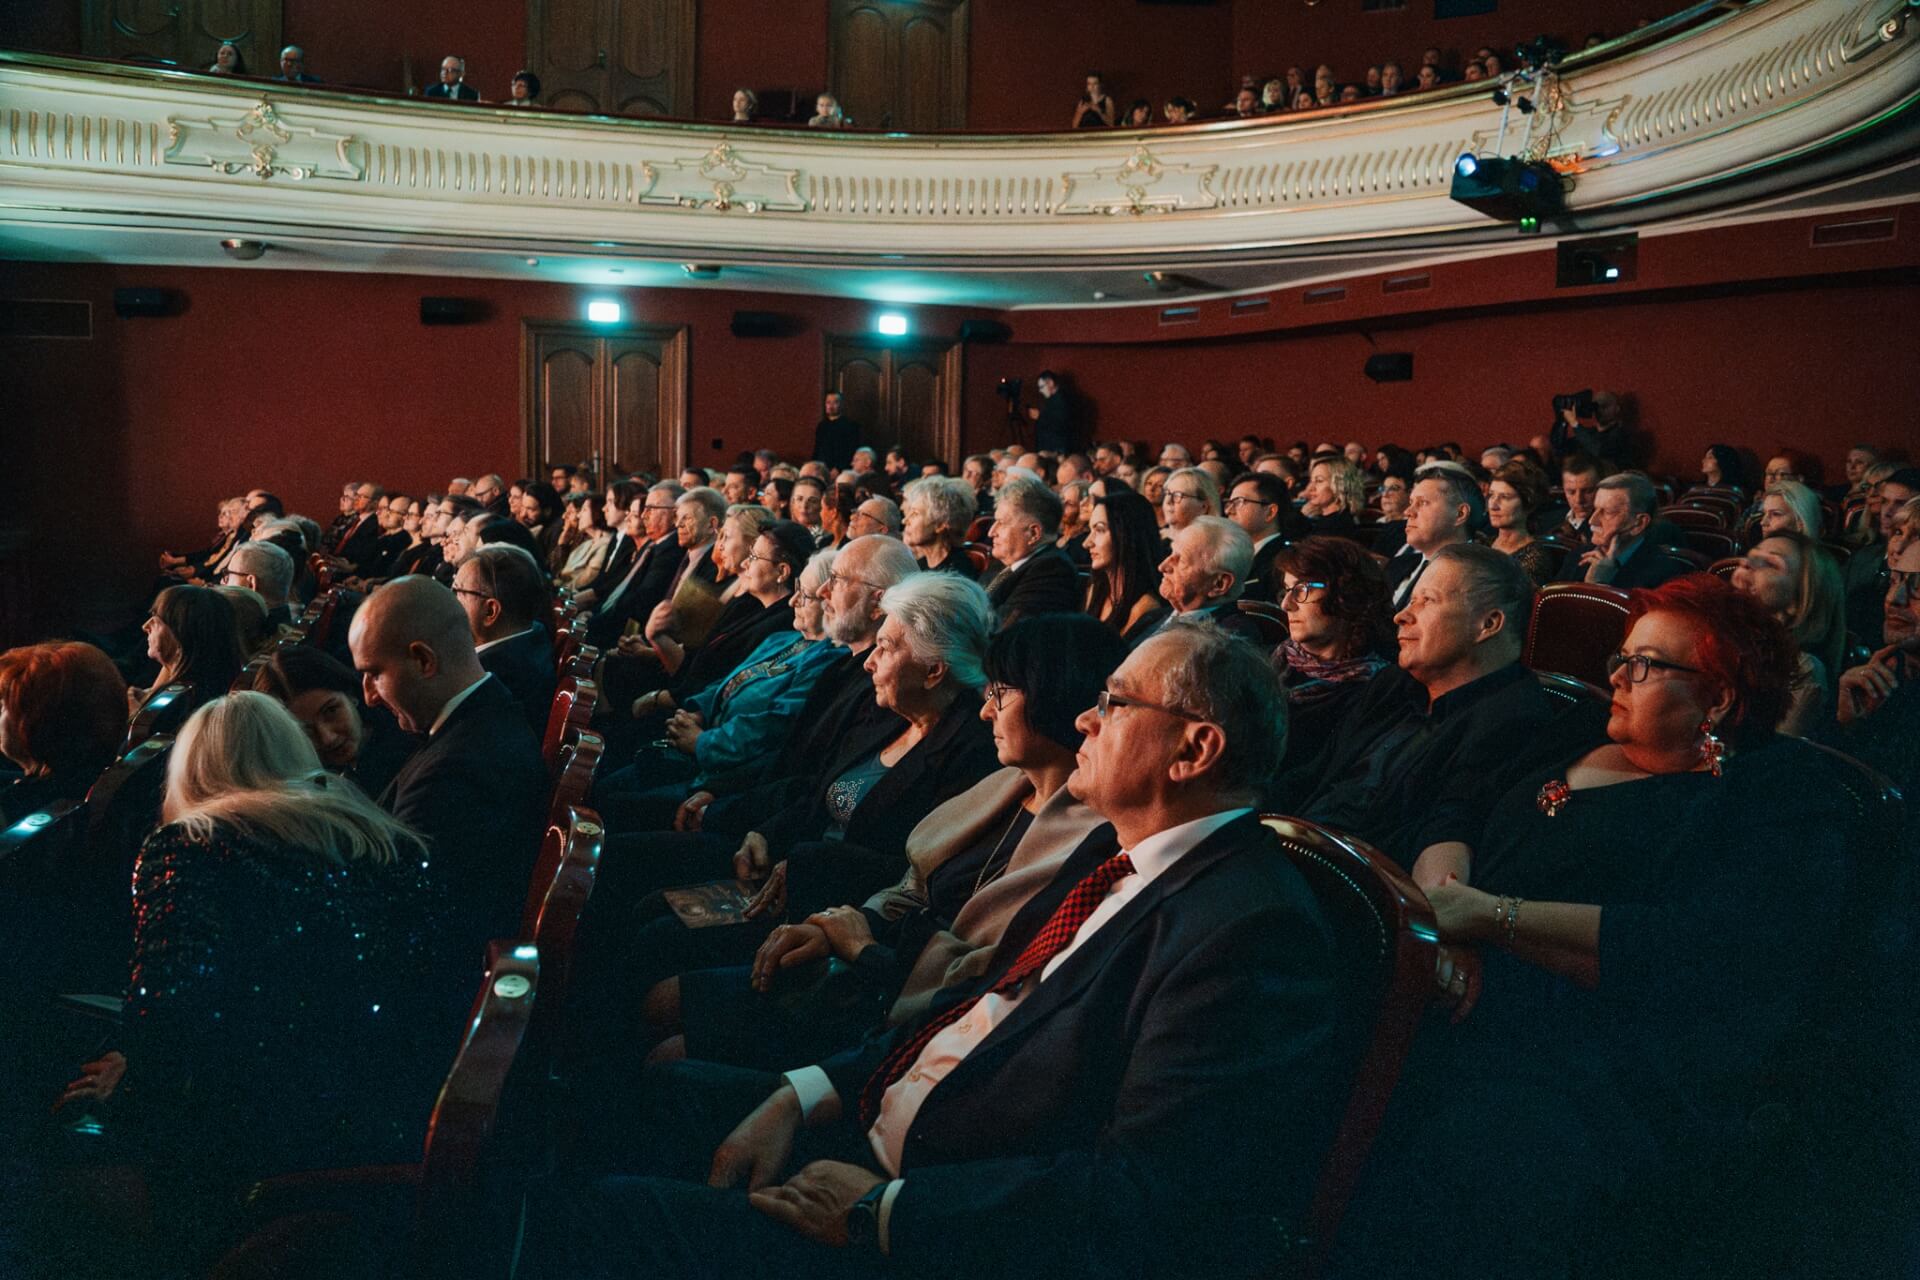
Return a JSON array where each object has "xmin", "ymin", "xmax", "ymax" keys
[
  {"xmin": 251, "ymin": 643, "xmax": 411, "ymax": 799},
  {"xmin": 730, "ymin": 88, "xmax": 758, "ymax": 123},
  {"xmin": 1270, "ymin": 537, "xmax": 1395, "ymax": 769},
  {"xmin": 134, "ymin": 585, "xmax": 247, "ymax": 716},
  {"xmin": 1700, "ymin": 443, "xmax": 1744, "ymax": 494},
  {"xmin": 1568, "ymin": 472, "xmax": 1691, "ymax": 589},
  {"xmin": 1384, "ymin": 464, "xmax": 1480, "ymax": 609},
  {"xmin": 984, "ymin": 477, "xmax": 1080, "ymax": 627},
  {"xmin": 1344, "ymin": 576, "xmax": 1842, "ymax": 1279},
  {"xmin": 518, "ymin": 617, "xmax": 1346, "ymax": 1280},
  {"xmin": 215, "ymin": 585, "xmax": 272, "ymax": 655},
  {"xmin": 1756, "ymin": 479, "xmax": 1824, "ymax": 540},
  {"xmin": 1551, "ymin": 453, "xmax": 1607, "ymax": 543},
  {"xmin": 1845, "ymin": 469, "xmax": 1919, "ymax": 648},
  {"xmin": 641, "ymin": 613, "xmax": 1126, "ymax": 1068},
  {"xmin": 555, "ymin": 492, "xmax": 611, "ymax": 586},
  {"xmin": 454, "ymin": 544, "xmax": 556, "ymax": 737},
  {"xmin": 424, "ymin": 54, "xmax": 480, "ymax": 101},
  {"xmin": 347, "ymin": 575, "xmax": 547, "ymax": 946},
  {"xmin": 809, "ymin": 94, "xmax": 847, "ymax": 129},
  {"xmin": 1487, "ymin": 459, "xmax": 1559, "ymax": 585},
  {"xmin": 1224, "ymin": 471, "xmax": 1296, "ymax": 597},
  {"xmin": 0, "ymin": 641, "xmax": 127, "ymax": 824},
  {"xmin": 1822, "ymin": 535, "xmax": 1920, "ymax": 813},
  {"xmin": 56, "ymin": 693, "xmax": 445, "ymax": 1266},
  {"xmin": 207, "ymin": 41, "xmax": 245, "ymax": 74},
  {"xmin": 1159, "ymin": 465, "xmax": 1221, "ymax": 536},
  {"xmin": 1729, "ymin": 531, "xmax": 1844, "ymax": 735},
  {"xmin": 587, "ymin": 482, "xmax": 688, "ymax": 648},
  {"xmin": 1083, "ymin": 489, "xmax": 1169, "ymax": 642}
]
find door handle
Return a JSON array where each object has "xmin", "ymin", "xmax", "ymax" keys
[{"xmin": 596, "ymin": 48, "xmax": 608, "ymax": 68}]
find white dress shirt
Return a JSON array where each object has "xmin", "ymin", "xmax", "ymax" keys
[{"xmin": 474, "ymin": 625, "xmax": 538, "ymax": 655}]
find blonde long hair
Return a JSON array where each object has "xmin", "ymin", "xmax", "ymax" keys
[{"xmin": 162, "ymin": 692, "xmax": 422, "ymax": 866}]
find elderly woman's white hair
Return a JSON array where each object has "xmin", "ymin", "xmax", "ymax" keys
[
  {"xmin": 877, "ymin": 572, "xmax": 992, "ymax": 690},
  {"xmin": 801, "ymin": 546, "xmax": 836, "ymax": 593},
  {"xmin": 904, "ymin": 475, "xmax": 978, "ymax": 542}
]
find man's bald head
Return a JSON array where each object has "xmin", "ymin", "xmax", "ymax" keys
[{"xmin": 348, "ymin": 575, "xmax": 486, "ymax": 734}]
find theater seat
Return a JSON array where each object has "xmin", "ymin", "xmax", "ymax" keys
[
  {"xmin": 1259, "ymin": 815, "xmax": 1439, "ymax": 1274},
  {"xmin": 545, "ymin": 732, "xmax": 604, "ymax": 834},
  {"xmin": 1659, "ymin": 505, "xmax": 1732, "ymax": 531},
  {"xmin": 232, "ymin": 654, "xmax": 270, "ymax": 693},
  {"xmin": 1709, "ymin": 556, "xmax": 1742, "ymax": 581},
  {"xmin": 540, "ymin": 677, "xmax": 599, "ymax": 772},
  {"xmin": 1523, "ymin": 582, "xmax": 1631, "ymax": 688},
  {"xmin": 1236, "ymin": 598, "xmax": 1288, "ymax": 646},
  {"xmin": 1678, "ymin": 528, "xmax": 1740, "ymax": 560},
  {"xmin": 123, "ymin": 683, "xmax": 192, "ymax": 751},
  {"xmin": 298, "ymin": 589, "xmax": 340, "ymax": 649},
  {"xmin": 1535, "ymin": 670, "xmax": 1610, "ymax": 709}
]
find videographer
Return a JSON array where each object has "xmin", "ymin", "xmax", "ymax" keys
[
  {"xmin": 1026, "ymin": 369, "xmax": 1079, "ymax": 455},
  {"xmin": 1548, "ymin": 388, "xmax": 1633, "ymax": 467}
]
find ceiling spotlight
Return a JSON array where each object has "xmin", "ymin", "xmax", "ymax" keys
[
  {"xmin": 220, "ymin": 238, "xmax": 266, "ymax": 260},
  {"xmin": 681, "ymin": 263, "xmax": 721, "ymax": 279},
  {"xmin": 1490, "ymin": 88, "xmax": 1509, "ymax": 106}
]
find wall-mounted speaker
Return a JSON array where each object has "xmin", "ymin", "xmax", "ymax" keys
[
  {"xmin": 420, "ymin": 296, "xmax": 486, "ymax": 325},
  {"xmin": 958, "ymin": 319, "xmax": 1012, "ymax": 344},
  {"xmin": 1364, "ymin": 353, "xmax": 1414, "ymax": 383},
  {"xmin": 730, "ymin": 310, "xmax": 796, "ymax": 338},
  {"xmin": 114, "ymin": 287, "xmax": 176, "ymax": 318}
]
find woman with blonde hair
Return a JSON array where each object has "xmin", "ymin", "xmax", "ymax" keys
[
  {"xmin": 1730, "ymin": 530, "xmax": 1846, "ymax": 734},
  {"xmin": 1158, "ymin": 465, "xmax": 1221, "ymax": 536},
  {"xmin": 59, "ymin": 693, "xmax": 449, "ymax": 1262},
  {"xmin": 1302, "ymin": 456, "xmax": 1368, "ymax": 539},
  {"xmin": 1756, "ymin": 479, "xmax": 1824, "ymax": 541}
]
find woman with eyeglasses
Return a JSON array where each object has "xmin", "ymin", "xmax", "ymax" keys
[
  {"xmin": 1270, "ymin": 537, "xmax": 1395, "ymax": 769},
  {"xmin": 133, "ymin": 585, "xmax": 248, "ymax": 720},
  {"xmin": 1343, "ymin": 575, "xmax": 1845, "ymax": 1278},
  {"xmin": 1159, "ymin": 466, "xmax": 1221, "ymax": 542},
  {"xmin": 1083, "ymin": 489, "xmax": 1168, "ymax": 642},
  {"xmin": 642, "ymin": 613, "xmax": 1128, "ymax": 1070}
]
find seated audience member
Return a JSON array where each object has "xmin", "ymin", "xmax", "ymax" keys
[
  {"xmin": 1384, "ymin": 464, "xmax": 1480, "ymax": 609},
  {"xmin": 1845, "ymin": 471, "xmax": 1920, "ymax": 647},
  {"xmin": 1730, "ymin": 531, "xmax": 1844, "ymax": 735},
  {"xmin": 1699, "ymin": 442, "xmax": 1745, "ymax": 495},
  {"xmin": 790, "ymin": 476, "xmax": 831, "ymax": 549},
  {"xmin": 1289, "ymin": 545, "xmax": 1600, "ymax": 867},
  {"xmin": 1755, "ymin": 479, "xmax": 1824, "ymax": 541},
  {"xmin": 1140, "ymin": 464, "xmax": 1172, "ymax": 514},
  {"xmin": 597, "ymin": 542, "xmax": 843, "ymax": 833},
  {"xmin": 1084, "ymin": 489, "xmax": 1169, "ymax": 642},
  {"xmin": 847, "ymin": 495, "xmax": 903, "ymax": 541},
  {"xmin": 0, "ymin": 641, "xmax": 127, "ymax": 823},
  {"xmin": 328, "ymin": 482, "xmax": 385, "ymax": 573},
  {"xmin": 616, "ymin": 498, "xmax": 759, "ymax": 693},
  {"xmin": 1141, "ymin": 517, "xmax": 1263, "ymax": 645},
  {"xmin": 587, "ymin": 483, "xmax": 688, "ymax": 647},
  {"xmin": 160, "ymin": 496, "xmax": 243, "ymax": 583},
  {"xmin": 215, "ymin": 585, "xmax": 272, "ymax": 655},
  {"xmin": 57, "ymin": 694, "xmax": 447, "ymax": 1266},
  {"xmin": 729, "ymin": 87, "xmax": 757, "ymax": 122},
  {"xmin": 1159, "ymin": 466, "xmax": 1222, "ymax": 537},
  {"xmin": 645, "ymin": 613, "xmax": 1129, "ymax": 1069},
  {"xmin": 508, "ymin": 69, "xmax": 541, "ymax": 106},
  {"xmin": 1565, "ymin": 471, "xmax": 1691, "ymax": 589},
  {"xmin": 207, "ymin": 40, "xmax": 245, "ymax": 74},
  {"xmin": 577, "ymin": 574, "xmax": 1000, "ymax": 1005},
  {"xmin": 454, "ymin": 544, "xmax": 556, "ymax": 737},
  {"xmin": 901, "ymin": 475, "xmax": 978, "ymax": 576},
  {"xmin": 556, "ymin": 492, "xmax": 612, "ymax": 586},
  {"xmin": 253, "ymin": 643, "xmax": 412, "ymax": 798},
  {"xmin": 1821, "ymin": 535, "xmax": 1920, "ymax": 820},
  {"xmin": 571, "ymin": 482, "xmax": 642, "ymax": 605},
  {"xmin": 1270, "ymin": 537, "xmax": 1395, "ymax": 769},
  {"xmin": 1550, "ymin": 453, "xmax": 1607, "ymax": 543},
  {"xmin": 471, "ymin": 474, "xmax": 509, "ymax": 516},
  {"xmin": 1069, "ymin": 74, "xmax": 1115, "ymax": 127},
  {"xmin": 274, "ymin": 44, "xmax": 318, "ymax": 83},
  {"xmin": 1487, "ymin": 459, "xmax": 1560, "ymax": 585},
  {"xmin": 1055, "ymin": 481, "xmax": 1091, "ymax": 566},
  {"xmin": 472, "ymin": 509, "xmax": 546, "ymax": 566},
  {"xmin": 1121, "ymin": 97, "xmax": 1154, "ymax": 127},
  {"xmin": 219, "ymin": 540, "xmax": 297, "ymax": 628},
  {"xmin": 518, "ymin": 482, "xmax": 565, "ymax": 565},
  {"xmin": 1163, "ymin": 95, "xmax": 1196, "ymax": 123},
  {"xmin": 424, "ymin": 54, "xmax": 481, "ymax": 101},
  {"xmin": 809, "ymin": 93, "xmax": 847, "ymax": 128},
  {"xmin": 135, "ymin": 585, "xmax": 247, "ymax": 715},
  {"xmin": 1838, "ymin": 447, "xmax": 1885, "ymax": 543},
  {"xmin": 1342, "ymin": 577, "xmax": 1844, "ymax": 1280},
  {"xmin": 519, "ymin": 617, "xmax": 1346, "ymax": 1280},
  {"xmin": 1301, "ymin": 457, "xmax": 1367, "ymax": 540},
  {"xmin": 379, "ymin": 499, "xmax": 439, "ymax": 582},
  {"xmin": 984, "ymin": 477, "xmax": 1081, "ymax": 628},
  {"xmin": 1223, "ymin": 471, "xmax": 1296, "ymax": 598},
  {"xmin": 354, "ymin": 493, "xmax": 413, "ymax": 582},
  {"xmin": 347, "ymin": 575, "xmax": 547, "ymax": 946}
]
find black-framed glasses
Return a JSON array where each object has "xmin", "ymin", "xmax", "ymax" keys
[
  {"xmin": 1162, "ymin": 490, "xmax": 1202, "ymax": 505},
  {"xmin": 1095, "ymin": 689, "xmax": 1208, "ymax": 723},
  {"xmin": 824, "ymin": 569, "xmax": 878, "ymax": 590},
  {"xmin": 982, "ymin": 682, "xmax": 1020, "ymax": 710},
  {"xmin": 1222, "ymin": 496, "xmax": 1270, "ymax": 512},
  {"xmin": 450, "ymin": 586, "xmax": 491, "ymax": 601},
  {"xmin": 1605, "ymin": 652, "xmax": 1705, "ymax": 684},
  {"xmin": 1279, "ymin": 580, "xmax": 1328, "ymax": 606}
]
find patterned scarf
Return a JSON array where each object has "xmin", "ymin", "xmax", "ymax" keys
[{"xmin": 1275, "ymin": 640, "xmax": 1387, "ymax": 706}]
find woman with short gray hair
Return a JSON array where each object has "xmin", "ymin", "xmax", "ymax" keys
[{"xmin": 902, "ymin": 476, "xmax": 979, "ymax": 577}]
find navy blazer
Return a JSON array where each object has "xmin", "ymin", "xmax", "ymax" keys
[
  {"xmin": 587, "ymin": 535, "xmax": 686, "ymax": 647},
  {"xmin": 818, "ymin": 813, "xmax": 1345, "ymax": 1280},
  {"xmin": 379, "ymin": 676, "xmax": 547, "ymax": 947},
  {"xmin": 478, "ymin": 627, "xmax": 558, "ymax": 738},
  {"xmin": 985, "ymin": 545, "xmax": 1082, "ymax": 628}
]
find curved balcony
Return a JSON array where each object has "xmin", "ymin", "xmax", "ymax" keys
[{"xmin": 2, "ymin": 0, "xmax": 1917, "ymax": 300}]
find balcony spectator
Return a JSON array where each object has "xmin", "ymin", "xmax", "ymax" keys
[
  {"xmin": 1364, "ymin": 65, "xmax": 1383, "ymax": 95},
  {"xmin": 809, "ymin": 93, "xmax": 847, "ymax": 129},
  {"xmin": 1163, "ymin": 97, "xmax": 1196, "ymax": 124},
  {"xmin": 1232, "ymin": 86, "xmax": 1259, "ymax": 118},
  {"xmin": 1484, "ymin": 51, "xmax": 1504, "ymax": 76},
  {"xmin": 1416, "ymin": 65, "xmax": 1441, "ymax": 91},
  {"xmin": 208, "ymin": 42, "xmax": 246, "ymax": 76},
  {"xmin": 1285, "ymin": 65, "xmax": 1305, "ymax": 98},
  {"xmin": 1260, "ymin": 78, "xmax": 1286, "ymax": 111},
  {"xmin": 425, "ymin": 55, "xmax": 480, "ymax": 102},
  {"xmin": 1291, "ymin": 89, "xmax": 1316, "ymax": 111},
  {"xmin": 507, "ymin": 70, "xmax": 541, "ymax": 107},
  {"xmin": 730, "ymin": 88, "xmax": 758, "ymax": 123},
  {"xmin": 1380, "ymin": 61, "xmax": 1404, "ymax": 95},
  {"xmin": 1120, "ymin": 98, "xmax": 1153, "ymax": 128},
  {"xmin": 1072, "ymin": 72, "xmax": 1115, "ymax": 129},
  {"xmin": 276, "ymin": 45, "xmax": 318, "ymax": 84},
  {"xmin": 1464, "ymin": 62, "xmax": 1486, "ymax": 82},
  {"xmin": 1339, "ymin": 83, "xmax": 1362, "ymax": 103}
]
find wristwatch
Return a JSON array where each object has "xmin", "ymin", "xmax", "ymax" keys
[{"xmin": 845, "ymin": 1181, "xmax": 888, "ymax": 1249}]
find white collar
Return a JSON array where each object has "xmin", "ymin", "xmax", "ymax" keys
[
  {"xmin": 475, "ymin": 625, "xmax": 539, "ymax": 655},
  {"xmin": 428, "ymin": 673, "xmax": 491, "ymax": 737},
  {"xmin": 1120, "ymin": 808, "xmax": 1253, "ymax": 883}
]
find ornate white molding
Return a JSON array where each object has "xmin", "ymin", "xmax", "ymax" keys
[{"xmin": 0, "ymin": 0, "xmax": 1914, "ymax": 265}]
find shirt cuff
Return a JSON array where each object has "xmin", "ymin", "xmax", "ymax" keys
[
  {"xmin": 877, "ymin": 1179, "xmax": 905, "ymax": 1255},
  {"xmin": 780, "ymin": 1066, "xmax": 838, "ymax": 1121}
]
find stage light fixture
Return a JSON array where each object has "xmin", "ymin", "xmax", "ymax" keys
[
  {"xmin": 875, "ymin": 312, "xmax": 909, "ymax": 336},
  {"xmin": 1449, "ymin": 155, "xmax": 1564, "ymax": 231},
  {"xmin": 1490, "ymin": 88, "xmax": 1509, "ymax": 106},
  {"xmin": 1515, "ymin": 96, "xmax": 1536, "ymax": 115},
  {"xmin": 586, "ymin": 300, "xmax": 622, "ymax": 323}
]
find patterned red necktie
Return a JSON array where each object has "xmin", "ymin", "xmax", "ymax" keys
[{"xmin": 857, "ymin": 851, "xmax": 1136, "ymax": 1128}]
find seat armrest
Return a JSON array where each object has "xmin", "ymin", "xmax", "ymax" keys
[{"xmin": 244, "ymin": 1163, "xmax": 420, "ymax": 1222}]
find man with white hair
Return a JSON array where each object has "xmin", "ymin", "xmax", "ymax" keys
[
  {"xmin": 846, "ymin": 495, "xmax": 903, "ymax": 540},
  {"xmin": 1159, "ymin": 441, "xmax": 1193, "ymax": 470},
  {"xmin": 1141, "ymin": 516, "xmax": 1263, "ymax": 644},
  {"xmin": 221, "ymin": 540, "xmax": 297, "ymax": 628},
  {"xmin": 424, "ymin": 53, "xmax": 480, "ymax": 101},
  {"xmin": 984, "ymin": 477, "xmax": 1080, "ymax": 629}
]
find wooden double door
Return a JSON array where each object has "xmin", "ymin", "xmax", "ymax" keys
[
  {"xmin": 830, "ymin": 0, "xmax": 969, "ymax": 131},
  {"xmin": 526, "ymin": 0, "xmax": 696, "ymax": 117},
  {"xmin": 523, "ymin": 321, "xmax": 689, "ymax": 480},
  {"xmin": 826, "ymin": 336, "xmax": 962, "ymax": 468}
]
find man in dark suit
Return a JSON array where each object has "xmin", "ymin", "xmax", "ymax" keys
[
  {"xmin": 1136, "ymin": 516, "xmax": 1265, "ymax": 646},
  {"xmin": 1224, "ymin": 471, "xmax": 1293, "ymax": 601},
  {"xmin": 1559, "ymin": 471, "xmax": 1690, "ymax": 590},
  {"xmin": 983, "ymin": 477, "xmax": 1081, "ymax": 628},
  {"xmin": 572, "ymin": 482, "xmax": 645, "ymax": 607},
  {"xmin": 348, "ymin": 576, "xmax": 548, "ymax": 949},
  {"xmin": 423, "ymin": 54, "xmax": 481, "ymax": 101},
  {"xmin": 1383, "ymin": 464, "xmax": 1479, "ymax": 611},
  {"xmin": 812, "ymin": 392, "xmax": 863, "ymax": 471},
  {"xmin": 516, "ymin": 617, "xmax": 1348, "ymax": 1280},
  {"xmin": 275, "ymin": 44, "xmax": 320, "ymax": 83},
  {"xmin": 330, "ymin": 482, "xmax": 384, "ymax": 573},
  {"xmin": 1545, "ymin": 453, "xmax": 1606, "ymax": 543},
  {"xmin": 221, "ymin": 540, "xmax": 297, "ymax": 630},
  {"xmin": 587, "ymin": 483, "xmax": 688, "ymax": 648},
  {"xmin": 454, "ymin": 543, "xmax": 556, "ymax": 738},
  {"xmin": 1026, "ymin": 370, "xmax": 1078, "ymax": 456}
]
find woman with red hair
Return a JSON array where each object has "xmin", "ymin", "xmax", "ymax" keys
[
  {"xmin": 1343, "ymin": 575, "xmax": 1850, "ymax": 1278},
  {"xmin": 1, "ymin": 641, "xmax": 128, "ymax": 823}
]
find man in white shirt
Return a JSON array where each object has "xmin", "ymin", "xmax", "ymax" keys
[{"xmin": 515, "ymin": 617, "xmax": 1348, "ymax": 1280}]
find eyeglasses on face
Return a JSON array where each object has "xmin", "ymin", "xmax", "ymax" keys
[
  {"xmin": 1605, "ymin": 652, "xmax": 1705, "ymax": 684},
  {"xmin": 824, "ymin": 570, "xmax": 879, "ymax": 590},
  {"xmin": 450, "ymin": 586, "xmax": 492, "ymax": 601},
  {"xmin": 1162, "ymin": 490, "xmax": 1202, "ymax": 505},
  {"xmin": 982, "ymin": 682, "xmax": 1021, "ymax": 710},
  {"xmin": 1221, "ymin": 496, "xmax": 1268, "ymax": 512},
  {"xmin": 1279, "ymin": 580, "xmax": 1328, "ymax": 606},
  {"xmin": 1095, "ymin": 688, "xmax": 1208, "ymax": 723}
]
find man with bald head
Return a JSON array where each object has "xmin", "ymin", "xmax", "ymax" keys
[{"xmin": 350, "ymin": 575, "xmax": 548, "ymax": 942}]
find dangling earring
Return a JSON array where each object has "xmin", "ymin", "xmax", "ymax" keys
[{"xmin": 1698, "ymin": 718, "xmax": 1726, "ymax": 778}]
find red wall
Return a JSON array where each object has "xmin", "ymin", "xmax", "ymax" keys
[{"xmin": 282, "ymin": 0, "xmax": 527, "ymax": 96}]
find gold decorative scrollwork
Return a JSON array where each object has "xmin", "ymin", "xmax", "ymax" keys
[
  {"xmin": 1057, "ymin": 144, "xmax": 1217, "ymax": 215},
  {"xmin": 164, "ymin": 100, "xmax": 363, "ymax": 182}
]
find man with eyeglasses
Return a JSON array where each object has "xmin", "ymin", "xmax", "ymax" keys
[
  {"xmin": 586, "ymin": 482, "xmax": 687, "ymax": 649},
  {"xmin": 845, "ymin": 496, "xmax": 902, "ymax": 540},
  {"xmin": 1288, "ymin": 544, "xmax": 1601, "ymax": 876},
  {"xmin": 275, "ymin": 44, "xmax": 319, "ymax": 83},
  {"xmin": 454, "ymin": 544, "xmax": 555, "ymax": 736},
  {"xmin": 514, "ymin": 616, "xmax": 1348, "ymax": 1280},
  {"xmin": 1222, "ymin": 472, "xmax": 1297, "ymax": 601},
  {"xmin": 470, "ymin": 474, "xmax": 509, "ymax": 517},
  {"xmin": 983, "ymin": 477, "xmax": 1080, "ymax": 629},
  {"xmin": 1843, "ymin": 468, "xmax": 1919, "ymax": 649},
  {"xmin": 1822, "ymin": 538, "xmax": 1920, "ymax": 785},
  {"xmin": 221, "ymin": 540, "xmax": 296, "ymax": 628}
]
